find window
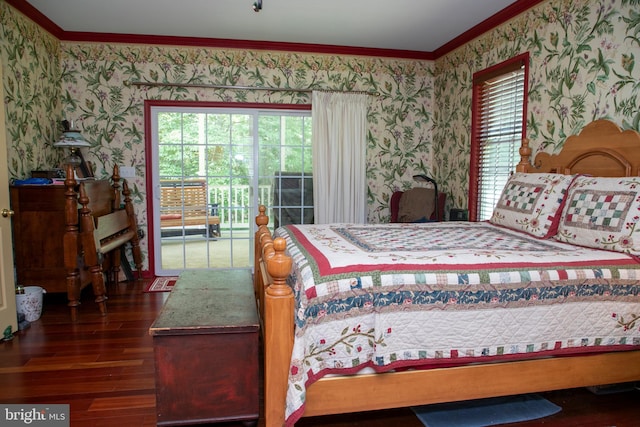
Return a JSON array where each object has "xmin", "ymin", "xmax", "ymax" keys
[
  {"xmin": 258, "ymin": 113, "xmax": 313, "ymax": 229},
  {"xmin": 469, "ymin": 53, "xmax": 528, "ymax": 221},
  {"xmin": 147, "ymin": 102, "xmax": 311, "ymax": 275}
]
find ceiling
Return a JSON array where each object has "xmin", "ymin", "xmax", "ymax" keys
[{"xmin": 23, "ymin": 0, "xmax": 522, "ymax": 55}]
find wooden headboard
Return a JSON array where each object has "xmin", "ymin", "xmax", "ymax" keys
[{"xmin": 517, "ymin": 119, "xmax": 640, "ymax": 177}]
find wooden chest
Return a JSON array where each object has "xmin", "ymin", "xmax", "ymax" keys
[{"xmin": 150, "ymin": 269, "xmax": 259, "ymax": 425}]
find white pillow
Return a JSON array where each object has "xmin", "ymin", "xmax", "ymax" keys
[
  {"xmin": 490, "ymin": 173, "xmax": 575, "ymax": 238},
  {"xmin": 555, "ymin": 176, "xmax": 640, "ymax": 256}
]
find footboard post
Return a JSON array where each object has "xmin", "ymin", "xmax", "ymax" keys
[
  {"xmin": 264, "ymin": 237, "xmax": 294, "ymax": 427},
  {"xmin": 255, "ymin": 206, "xmax": 271, "ymax": 321}
]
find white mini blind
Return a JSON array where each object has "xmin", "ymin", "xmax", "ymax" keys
[{"xmin": 475, "ymin": 65, "xmax": 525, "ymax": 221}]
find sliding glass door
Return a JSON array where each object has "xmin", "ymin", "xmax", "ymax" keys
[{"xmin": 149, "ymin": 105, "xmax": 312, "ymax": 276}]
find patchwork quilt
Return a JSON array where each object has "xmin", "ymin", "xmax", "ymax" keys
[{"xmin": 274, "ymin": 222, "xmax": 640, "ymax": 426}]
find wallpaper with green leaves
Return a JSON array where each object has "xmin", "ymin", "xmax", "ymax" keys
[
  {"xmin": 0, "ymin": 2, "xmax": 62, "ymax": 174},
  {"xmin": 1, "ymin": 0, "xmax": 639, "ymax": 271},
  {"xmin": 434, "ymin": 0, "xmax": 640, "ymax": 209}
]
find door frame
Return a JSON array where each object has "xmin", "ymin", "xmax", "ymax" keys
[
  {"xmin": 0, "ymin": 60, "xmax": 18, "ymax": 333},
  {"xmin": 143, "ymin": 100, "xmax": 310, "ymax": 276}
]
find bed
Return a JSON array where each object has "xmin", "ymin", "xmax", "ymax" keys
[{"xmin": 254, "ymin": 119, "xmax": 640, "ymax": 427}]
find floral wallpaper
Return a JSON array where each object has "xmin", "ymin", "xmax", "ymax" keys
[
  {"xmin": 57, "ymin": 44, "xmax": 434, "ymax": 219},
  {"xmin": 2, "ymin": 0, "xmax": 639, "ymax": 272},
  {"xmin": 0, "ymin": 2, "xmax": 62, "ymax": 176},
  {"xmin": 434, "ymin": 0, "xmax": 640, "ymax": 209}
]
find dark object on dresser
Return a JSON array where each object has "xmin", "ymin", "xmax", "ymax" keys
[
  {"xmin": 31, "ymin": 169, "xmax": 64, "ymax": 179},
  {"xmin": 449, "ymin": 208, "xmax": 469, "ymax": 221}
]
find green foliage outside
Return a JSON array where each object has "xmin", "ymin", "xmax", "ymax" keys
[
  {"xmin": 158, "ymin": 111, "xmax": 311, "ymax": 181},
  {"xmin": 157, "ymin": 110, "xmax": 312, "ymax": 222}
]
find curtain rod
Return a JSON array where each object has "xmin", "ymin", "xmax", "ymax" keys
[{"xmin": 127, "ymin": 81, "xmax": 379, "ymax": 96}]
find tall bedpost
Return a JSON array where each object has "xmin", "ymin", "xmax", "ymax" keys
[
  {"xmin": 78, "ymin": 183, "xmax": 108, "ymax": 316},
  {"xmin": 255, "ymin": 205, "xmax": 269, "ymax": 283},
  {"xmin": 63, "ymin": 164, "xmax": 81, "ymax": 322},
  {"xmin": 264, "ymin": 237, "xmax": 294, "ymax": 427},
  {"xmin": 255, "ymin": 205, "xmax": 272, "ymax": 319},
  {"xmin": 257, "ymin": 231, "xmax": 274, "ymax": 321},
  {"xmin": 516, "ymin": 137, "xmax": 533, "ymax": 172}
]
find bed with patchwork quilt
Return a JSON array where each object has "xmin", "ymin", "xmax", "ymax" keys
[
  {"xmin": 254, "ymin": 119, "xmax": 640, "ymax": 427},
  {"xmin": 274, "ymin": 221, "xmax": 640, "ymax": 425}
]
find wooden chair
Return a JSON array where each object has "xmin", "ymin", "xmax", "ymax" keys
[{"xmin": 63, "ymin": 164, "xmax": 143, "ymax": 321}]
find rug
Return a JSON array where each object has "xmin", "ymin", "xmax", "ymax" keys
[
  {"xmin": 411, "ymin": 394, "xmax": 561, "ymax": 427},
  {"xmin": 144, "ymin": 276, "xmax": 178, "ymax": 292}
]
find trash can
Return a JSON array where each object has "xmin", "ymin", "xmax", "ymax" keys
[{"xmin": 15, "ymin": 286, "xmax": 46, "ymax": 322}]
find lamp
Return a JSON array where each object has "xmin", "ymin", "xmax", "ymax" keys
[
  {"xmin": 54, "ymin": 123, "xmax": 91, "ymax": 177},
  {"xmin": 412, "ymin": 174, "xmax": 439, "ymax": 221}
]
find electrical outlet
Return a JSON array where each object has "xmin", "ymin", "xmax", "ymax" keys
[{"xmin": 119, "ymin": 166, "xmax": 136, "ymax": 178}]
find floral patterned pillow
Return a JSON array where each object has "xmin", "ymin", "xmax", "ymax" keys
[
  {"xmin": 489, "ymin": 173, "xmax": 576, "ymax": 238},
  {"xmin": 555, "ymin": 176, "xmax": 640, "ymax": 256}
]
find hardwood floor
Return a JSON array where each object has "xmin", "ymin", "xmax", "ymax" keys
[
  {"xmin": 1, "ymin": 279, "xmax": 639, "ymax": 427},
  {"xmin": 0, "ymin": 281, "xmax": 164, "ymax": 427}
]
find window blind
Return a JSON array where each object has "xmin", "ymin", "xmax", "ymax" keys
[{"xmin": 476, "ymin": 67, "xmax": 525, "ymax": 221}]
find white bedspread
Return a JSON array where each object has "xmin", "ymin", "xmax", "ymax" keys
[{"xmin": 274, "ymin": 222, "xmax": 640, "ymax": 426}]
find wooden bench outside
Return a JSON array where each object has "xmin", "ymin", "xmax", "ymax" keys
[
  {"xmin": 149, "ymin": 269, "xmax": 259, "ymax": 425},
  {"xmin": 160, "ymin": 179, "xmax": 221, "ymax": 237}
]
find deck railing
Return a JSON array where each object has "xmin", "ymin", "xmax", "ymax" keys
[{"xmin": 209, "ymin": 185, "xmax": 272, "ymax": 228}]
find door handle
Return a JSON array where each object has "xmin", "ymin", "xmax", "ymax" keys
[{"xmin": 2, "ymin": 208, "xmax": 14, "ymax": 218}]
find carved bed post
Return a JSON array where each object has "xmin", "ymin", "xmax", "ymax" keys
[
  {"xmin": 516, "ymin": 137, "xmax": 533, "ymax": 172},
  {"xmin": 258, "ymin": 233, "xmax": 274, "ymax": 320},
  {"xmin": 63, "ymin": 165, "xmax": 82, "ymax": 322},
  {"xmin": 78, "ymin": 183, "xmax": 108, "ymax": 316},
  {"xmin": 255, "ymin": 206, "xmax": 269, "ymax": 263},
  {"xmin": 256, "ymin": 206, "xmax": 277, "ymax": 320},
  {"xmin": 254, "ymin": 206, "xmax": 269, "ymax": 307},
  {"xmin": 264, "ymin": 237, "xmax": 294, "ymax": 427}
]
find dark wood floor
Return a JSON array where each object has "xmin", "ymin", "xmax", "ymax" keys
[{"xmin": 1, "ymin": 279, "xmax": 639, "ymax": 427}]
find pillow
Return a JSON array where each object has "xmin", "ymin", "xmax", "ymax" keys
[
  {"xmin": 398, "ymin": 188, "xmax": 435, "ymax": 223},
  {"xmin": 160, "ymin": 214, "xmax": 182, "ymax": 220},
  {"xmin": 489, "ymin": 172, "xmax": 575, "ymax": 238},
  {"xmin": 555, "ymin": 176, "xmax": 640, "ymax": 256}
]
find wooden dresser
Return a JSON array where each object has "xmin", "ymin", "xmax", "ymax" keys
[
  {"xmin": 150, "ymin": 269, "xmax": 259, "ymax": 426},
  {"xmin": 10, "ymin": 180, "xmax": 112, "ymax": 294}
]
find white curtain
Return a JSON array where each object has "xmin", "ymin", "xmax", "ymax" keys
[{"xmin": 312, "ymin": 91, "xmax": 369, "ymax": 224}]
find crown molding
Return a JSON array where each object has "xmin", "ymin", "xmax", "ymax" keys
[
  {"xmin": 7, "ymin": 0, "xmax": 543, "ymax": 60},
  {"xmin": 61, "ymin": 32, "xmax": 436, "ymax": 60},
  {"xmin": 433, "ymin": 0, "xmax": 545, "ymax": 58}
]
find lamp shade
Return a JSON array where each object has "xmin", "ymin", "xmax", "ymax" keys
[{"xmin": 54, "ymin": 131, "xmax": 91, "ymax": 148}]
